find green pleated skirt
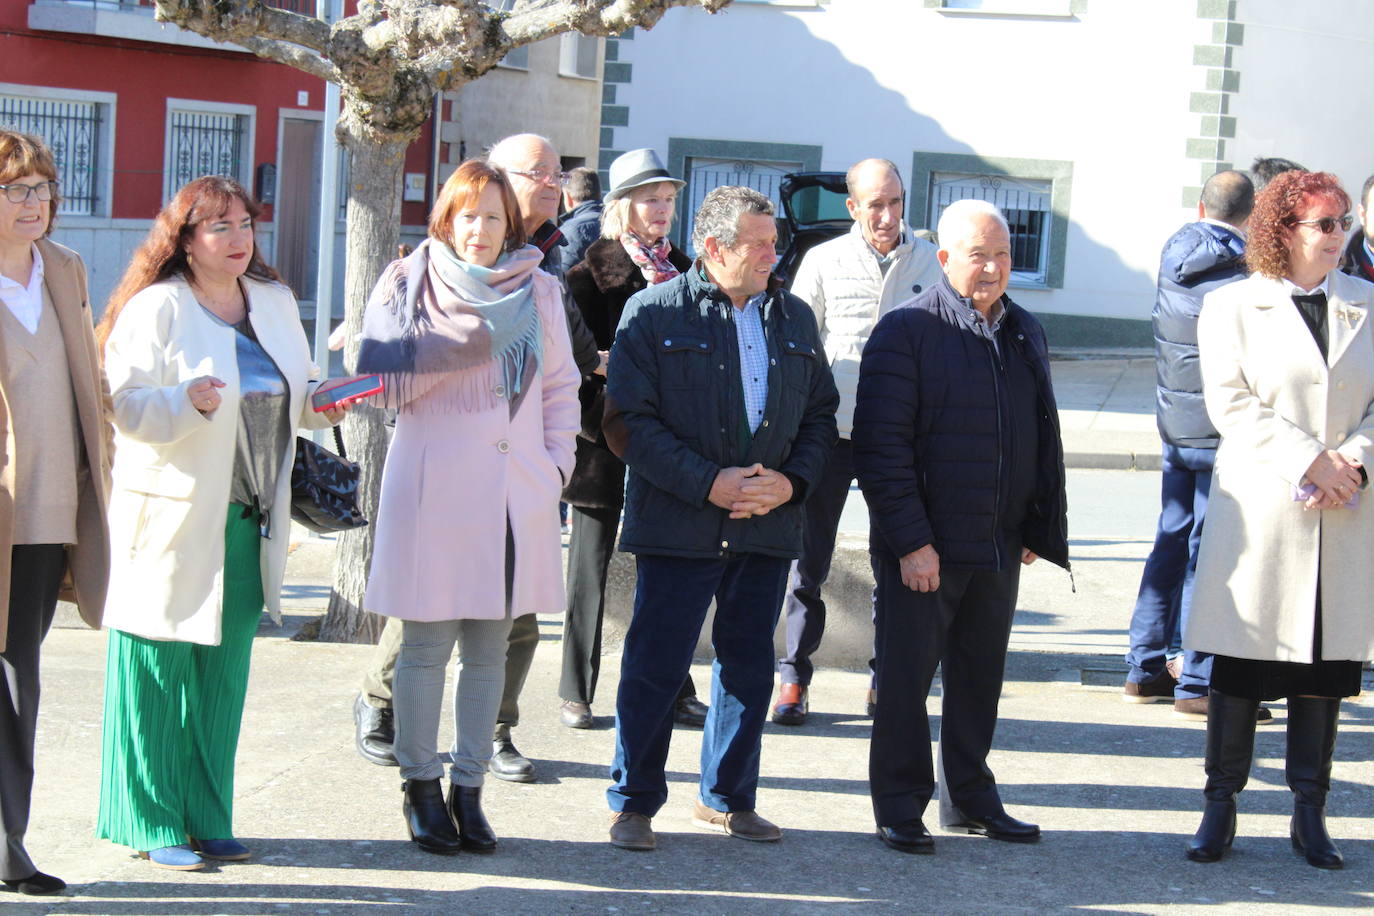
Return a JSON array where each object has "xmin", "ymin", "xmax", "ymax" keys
[{"xmin": 96, "ymin": 505, "xmax": 265, "ymax": 852}]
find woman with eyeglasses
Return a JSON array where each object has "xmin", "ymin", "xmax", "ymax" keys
[
  {"xmin": 0, "ymin": 131, "xmax": 113, "ymax": 898},
  {"xmin": 1185, "ymin": 170, "xmax": 1374, "ymax": 869}
]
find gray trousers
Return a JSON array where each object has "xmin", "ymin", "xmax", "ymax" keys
[
  {"xmin": 393, "ymin": 616, "xmax": 515, "ymax": 784},
  {"xmin": 1, "ymin": 545, "xmax": 66, "ymax": 881},
  {"xmin": 361, "ymin": 613, "xmax": 539, "ymax": 731}
]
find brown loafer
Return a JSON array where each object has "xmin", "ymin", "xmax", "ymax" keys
[
  {"xmin": 691, "ymin": 800, "xmax": 782, "ymax": 842},
  {"xmin": 771, "ymin": 683, "xmax": 808, "ymax": 726},
  {"xmin": 609, "ymin": 812, "xmax": 656, "ymax": 851}
]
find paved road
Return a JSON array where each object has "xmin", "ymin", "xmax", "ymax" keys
[{"xmin": 15, "ymin": 469, "xmax": 1374, "ymax": 914}]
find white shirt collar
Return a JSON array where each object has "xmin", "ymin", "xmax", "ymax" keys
[
  {"xmin": 1282, "ymin": 276, "xmax": 1329, "ymax": 297},
  {"xmin": 0, "ymin": 244, "xmax": 42, "ymax": 293}
]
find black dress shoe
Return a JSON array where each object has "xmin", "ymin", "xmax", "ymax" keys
[
  {"xmin": 2, "ymin": 871, "xmax": 66, "ymax": 896},
  {"xmin": 949, "ymin": 811, "xmax": 1040, "ymax": 843},
  {"xmin": 560, "ymin": 700, "xmax": 594, "ymax": 730},
  {"xmin": 490, "ymin": 725, "xmax": 536, "ymax": 782},
  {"xmin": 354, "ymin": 694, "xmax": 398, "ymax": 767},
  {"xmin": 674, "ymin": 695, "xmax": 709, "ymax": 728},
  {"xmin": 877, "ymin": 820, "xmax": 934, "ymax": 854},
  {"xmin": 448, "ymin": 784, "xmax": 498, "ymax": 852}
]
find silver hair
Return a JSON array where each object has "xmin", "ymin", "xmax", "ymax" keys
[
  {"xmin": 600, "ymin": 180, "xmax": 680, "ymax": 240},
  {"xmin": 691, "ymin": 185, "xmax": 774, "ymax": 252},
  {"xmin": 487, "ymin": 133, "xmax": 556, "ymax": 169},
  {"xmin": 936, "ymin": 198, "xmax": 1009, "ymax": 246}
]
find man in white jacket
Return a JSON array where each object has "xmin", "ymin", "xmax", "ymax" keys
[{"xmin": 773, "ymin": 158, "xmax": 942, "ymax": 725}]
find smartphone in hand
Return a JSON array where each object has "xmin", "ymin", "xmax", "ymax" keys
[{"xmin": 312, "ymin": 374, "xmax": 383, "ymax": 412}]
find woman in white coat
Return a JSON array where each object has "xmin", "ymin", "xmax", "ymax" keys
[
  {"xmin": 1186, "ymin": 170, "xmax": 1374, "ymax": 869},
  {"xmin": 94, "ymin": 177, "xmax": 351, "ymax": 871},
  {"xmin": 356, "ymin": 160, "xmax": 578, "ymax": 855}
]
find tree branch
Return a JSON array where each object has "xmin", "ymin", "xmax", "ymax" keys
[
  {"xmin": 153, "ymin": 1, "xmax": 332, "ymax": 56},
  {"xmin": 238, "ymin": 35, "xmax": 340, "ymax": 83}
]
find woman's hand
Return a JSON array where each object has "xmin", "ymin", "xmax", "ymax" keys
[
  {"xmin": 320, "ymin": 396, "xmax": 363, "ymax": 425},
  {"xmin": 1303, "ymin": 449, "xmax": 1362, "ymax": 507},
  {"xmin": 187, "ymin": 375, "xmax": 226, "ymax": 415}
]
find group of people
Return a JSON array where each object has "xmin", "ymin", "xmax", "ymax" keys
[{"xmin": 2, "ymin": 121, "xmax": 1371, "ymax": 898}]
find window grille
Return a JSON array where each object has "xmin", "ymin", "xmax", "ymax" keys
[
  {"xmin": 167, "ymin": 109, "xmax": 246, "ymax": 200},
  {"xmin": 929, "ymin": 172, "xmax": 1052, "ymax": 285},
  {"xmin": 0, "ymin": 95, "xmax": 101, "ymax": 215},
  {"xmin": 683, "ymin": 157, "xmax": 799, "ymax": 256}
]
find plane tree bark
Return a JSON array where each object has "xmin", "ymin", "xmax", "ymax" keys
[{"xmin": 154, "ymin": 0, "xmax": 731, "ymax": 642}]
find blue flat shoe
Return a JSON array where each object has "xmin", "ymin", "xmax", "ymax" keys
[
  {"xmin": 140, "ymin": 845, "xmax": 204, "ymax": 870},
  {"xmin": 190, "ymin": 837, "xmax": 251, "ymax": 861}
]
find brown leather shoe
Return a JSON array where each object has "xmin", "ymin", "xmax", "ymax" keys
[
  {"xmin": 609, "ymin": 812, "xmax": 656, "ymax": 851},
  {"xmin": 1124, "ymin": 669, "xmax": 1178, "ymax": 704},
  {"xmin": 1173, "ymin": 695, "xmax": 1209, "ymax": 719},
  {"xmin": 691, "ymin": 800, "xmax": 782, "ymax": 842},
  {"xmin": 771, "ymin": 683, "xmax": 808, "ymax": 726}
]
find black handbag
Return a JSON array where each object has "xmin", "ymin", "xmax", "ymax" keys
[{"xmin": 290, "ymin": 426, "xmax": 367, "ymax": 533}]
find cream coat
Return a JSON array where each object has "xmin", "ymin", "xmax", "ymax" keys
[
  {"xmin": 789, "ymin": 221, "xmax": 942, "ymax": 437},
  {"xmin": 1187, "ymin": 271, "xmax": 1374, "ymax": 662},
  {"xmin": 101, "ymin": 276, "xmax": 333, "ymax": 645},
  {"xmin": 0, "ymin": 239, "xmax": 113, "ymax": 653},
  {"xmin": 363, "ymin": 272, "xmax": 579, "ymax": 621}
]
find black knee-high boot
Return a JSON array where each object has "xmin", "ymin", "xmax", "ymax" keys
[
  {"xmin": 1187, "ymin": 691, "xmax": 1258, "ymax": 863},
  {"xmin": 1287, "ymin": 695, "xmax": 1343, "ymax": 869}
]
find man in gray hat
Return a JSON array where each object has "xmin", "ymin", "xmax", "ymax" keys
[{"xmin": 772, "ymin": 158, "xmax": 942, "ymax": 726}]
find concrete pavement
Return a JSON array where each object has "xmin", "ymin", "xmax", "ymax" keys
[{"xmin": 20, "ymin": 356, "xmax": 1374, "ymax": 913}]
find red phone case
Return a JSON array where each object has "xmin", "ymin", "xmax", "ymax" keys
[{"xmin": 312, "ymin": 374, "xmax": 383, "ymax": 412}]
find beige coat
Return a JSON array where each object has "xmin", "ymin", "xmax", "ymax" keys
[
  {"xmin": 0, "ymin": 239, "xmax": 113, "ymax": 653},
  {"xmin": 1187, "ymin": 270, "xmax": 1374, "ymax": 662},
  {"xmin": 101, "ymin": 276, "xmax": 333, "ymax": 645}
]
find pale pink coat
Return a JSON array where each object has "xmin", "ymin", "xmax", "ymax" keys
[{"xmin": 363, "ymin": 271, "xmax": 580, "ymax": 621}]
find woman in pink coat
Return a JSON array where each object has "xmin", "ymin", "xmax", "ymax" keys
[{"xmin": 357, "ymin": 160, "xmax": 579, "ymax": 855}]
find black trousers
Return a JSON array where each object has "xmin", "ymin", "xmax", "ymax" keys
[
  {"xmin": 1, "ymin": 545, "xmax": 67, "ymax": 880},
  {"xmin": 559, "ymin": 504, "xmax": 695, "ymax": 706},
  {"xmin": 869, "ymin": 537, "xmax": 1022, "ymax": 828}
]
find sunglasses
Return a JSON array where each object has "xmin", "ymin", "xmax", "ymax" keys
[{"xmin": 1292, "ymin": 214, "xmax": 1354, "ymax": 234}]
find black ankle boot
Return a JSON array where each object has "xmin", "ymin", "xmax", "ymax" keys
[
  {"xmin": 448, "ymin": 783, "xmax": 498, "ymax": 852},
  {"xmin": 402, "ymin": 779, "xmax": 461, "ymax": 854},
  {"xmin": 1287, "ymin": 696, "xmax": 1343, "ymax": 869},
  {"xmin": 1187, "ymin": 691, "xmax": 1257, "ymax": 863}
]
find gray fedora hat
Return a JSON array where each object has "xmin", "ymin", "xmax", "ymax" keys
[{"xmin": 604, "ymin": 148, "xmax": 684, "ymax": 204}]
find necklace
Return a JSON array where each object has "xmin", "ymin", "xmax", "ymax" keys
[{"xmin": 191, "ymin": 279, "xmax": 246, "ymax": 323}]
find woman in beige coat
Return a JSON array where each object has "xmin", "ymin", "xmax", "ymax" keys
[
  {"xmin": 1186, "ymin": 170, "xmax": 1374, "ymax": 869},
  {"xmin": 0, "ymin": 131, "xmax": 112, "ymax": 898}
]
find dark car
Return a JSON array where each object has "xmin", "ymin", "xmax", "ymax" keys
[{"xmin": 773, "ymin": 171, "xmax": 851, "ymax": 290}]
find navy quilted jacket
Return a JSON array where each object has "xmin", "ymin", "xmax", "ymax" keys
[{"xmin": 852, "ymin": 277, "xmax": 1068, "ymax": 571}]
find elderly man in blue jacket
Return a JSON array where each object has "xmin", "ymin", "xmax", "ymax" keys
[
  {"xmin": 854, "ymin": 198, "xmax": 1069, "ymax": 854},
  {"xmin": 602, "ymin": 186, "xmax": 838, "ymax": 851}
]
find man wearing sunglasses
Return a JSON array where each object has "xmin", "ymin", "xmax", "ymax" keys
[{"xmin": 1122, "ymin": 169, "xmax": 1268, "ymax": 721}]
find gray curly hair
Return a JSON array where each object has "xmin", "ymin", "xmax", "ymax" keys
[{"xmin": 691, "ymin": 185, "xmax": 774, "ymax": 252}]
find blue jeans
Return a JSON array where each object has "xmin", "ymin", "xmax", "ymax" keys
[
  {"xmin": 608, "ymin": 552, "xmax": 790, "ymax": 817},
  {"xmin": 1125, "ymin": 443, "xmax": 1214, "ymax": 698}
]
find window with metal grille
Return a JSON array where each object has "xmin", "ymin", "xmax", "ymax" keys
[
  {"xmin": 559, "ymin": 32, "xmax": 598, "ymax": 79},
  {"xmin": 928, "ymin": 172, "xmax": 1052, "ymax": 285},
  {"xmin": 0, "ymin": 95, "xmax": 101, "ymax": 215},
  {"xmin": 682, "ymin": 157, "xmax": 798, "ymax": 256},
  {"xmin": 166, "ymin": 109, "xmax": 247, "ymax": 200}
]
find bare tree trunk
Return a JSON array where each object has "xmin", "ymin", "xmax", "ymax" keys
[{"xmin": 318, "ymin": 120, "xmax": 409, "ymax": 644}]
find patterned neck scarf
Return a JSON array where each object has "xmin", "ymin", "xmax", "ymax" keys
[{"xmin": 620, "ymin": 232, "xmax": 681, "ymax": 285}]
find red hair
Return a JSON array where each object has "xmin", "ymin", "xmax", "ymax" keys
[
  {"xmin": 1245, "ymin": 170, "xmax": 1351, "ymax": 280},
  {"xmin": 428, "ymin": 159, "xmax": 526, "ymax": 253}
]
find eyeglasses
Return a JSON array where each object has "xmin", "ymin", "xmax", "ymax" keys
[
  {"xmin": 0, "ymin": 180, "xmax": 58, "ymax": 205},
  {"xmin": 506, "ymin": 167, "xmax": 568, "ymax": 187},
  {"xmin": 1292, "ymin": 214, "xmax": 1354, "ymax": 234}
]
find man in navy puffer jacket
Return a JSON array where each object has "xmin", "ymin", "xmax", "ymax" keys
[
  {"xmin": 1123, "ymin": 170, "xmax": 1253, "ymax": 719},
  {"xmin": 854, "ymin": 199, "xmax": 1068, "ymax": 854}
]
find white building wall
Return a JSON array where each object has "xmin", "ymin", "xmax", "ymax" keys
[{"xmin": 613, "ymin": 1, "xmax": 1368, "ymax": 333}]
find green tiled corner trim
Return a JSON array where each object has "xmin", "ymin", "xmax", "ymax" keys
[
  {"xmin": 665, "ymin": 137, "xmax": 823, "ymax": 247},
  {"xmin": 1038, "ymin": 312, "xmax": 1152, "ymax": 349},
  {"xmin": 603, "ymin": 62, "xmax": 632, "ymax": 84},
  {"xmin": 908, "ymin": 151, "xmax": 1073, "ymax": 290}
]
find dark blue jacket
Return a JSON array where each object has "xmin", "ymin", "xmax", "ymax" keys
[
  {"xmin": 606, "ymin": 266, "xmax": 839, "ymax": 559},
  {"xmin": 852, "ymin": 277, "xmax": 1068, "ymax": 571},
  {"xmin": 556, "ymin": 201, "xmax": 604, "ymax": 277},
  {"xmin": 1153, "ymin": 220, "xmax": 1246, "ymax": 449}
]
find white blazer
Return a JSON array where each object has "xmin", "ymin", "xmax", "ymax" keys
[{"xmin": 102, "ymin": 275, "xmax": 333, "ymax": 645}]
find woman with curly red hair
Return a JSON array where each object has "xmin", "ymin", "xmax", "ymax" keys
[{"xmin": 1185, "ymin": 170, "xmax": 1372, "ymax": 869}]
